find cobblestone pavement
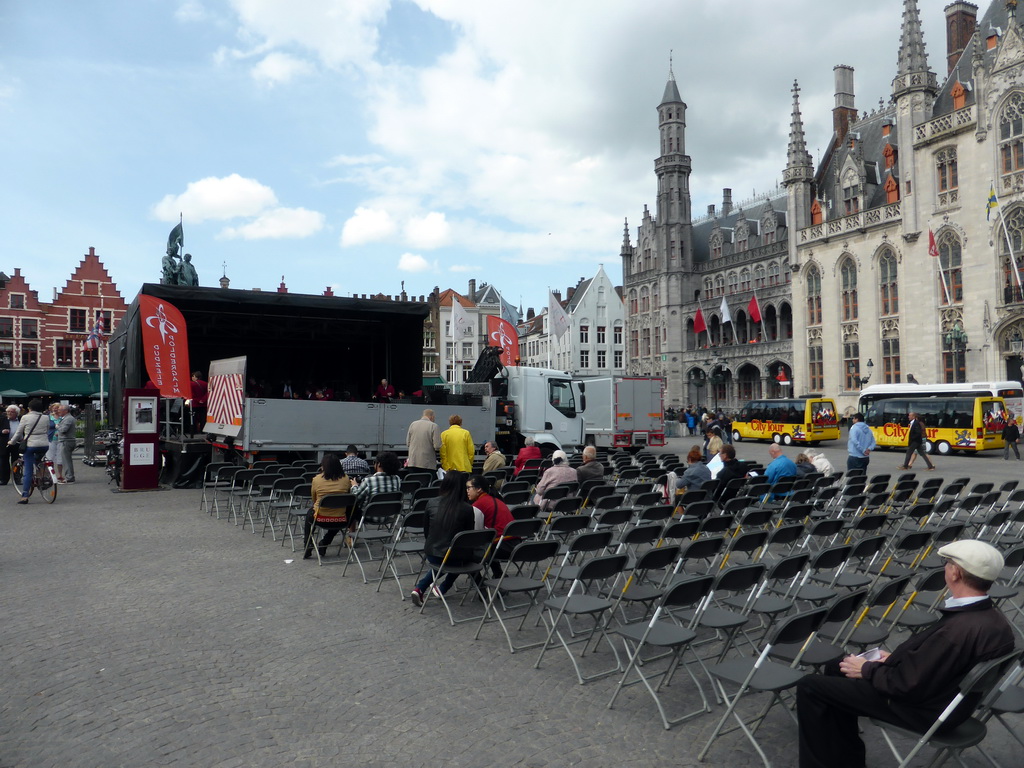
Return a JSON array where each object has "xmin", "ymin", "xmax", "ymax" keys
[{"xmin": 1, "ymin": 458, "xmax": 1019, "ymax": 767}]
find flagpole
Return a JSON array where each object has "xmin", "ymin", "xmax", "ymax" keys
[{"xmin": 994, "ymin": 189, "xmax": 1023, "ymax": 292}]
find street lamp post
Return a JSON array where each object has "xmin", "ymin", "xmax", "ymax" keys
[
  {"xmin": 943, "ymin": 322, "xmax": 969, "ymax": 383},
  {"xmin": 847, "ymin": 358, "xmax": 873, "ymax": 389}
]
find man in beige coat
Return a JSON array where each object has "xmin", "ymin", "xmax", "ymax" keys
[{"xmin": 406, "ymin": 409, "xmax": 442, "ymax": 470}]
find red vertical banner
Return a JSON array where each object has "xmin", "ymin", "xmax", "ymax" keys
[
  {"xmin": 138, "ymin": 295, "xmax": 193, "ymax": 400},
  {"xmin": 486, "ymin": 315, "xmax": 520, "ymax": 366}
]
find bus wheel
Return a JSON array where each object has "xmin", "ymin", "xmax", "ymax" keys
[
  {"xmin": 732, "ymin": 430, "xmax": 742, "ymax": 442},
  {"xmin": 772, "ymin": 433, "xmax": 783, "ymax": 444},
  {"xmin": 934, "ymin": 440, "xmax": 953, "ymax": 456},
  {"xmin": 782, "ymin": 433, "xmax": 794, "ymax": 446},
  {"xmin": 923, "ymin": 440, "xmax": 934, "ymax": 454}
]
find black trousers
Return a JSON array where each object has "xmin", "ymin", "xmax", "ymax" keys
[
  {"xmin": 796, "ymin": 671, "xmax": 936, "ymax": 768},
  {"xmin": 903, "ymin": 441, "xmax": 933, "ymax": 468},
  {"xmin": 0, "ymin": 446, "xmax": 11, "ymax": 484}
]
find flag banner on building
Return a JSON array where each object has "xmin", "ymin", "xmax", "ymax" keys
[
  {"xmin": 719, "ymin": 296, "xmax": 732, "ymax": 324},
  {"xmin": 167, "ymin": 222, "xmax": 183, "ymax": 252},
  {"xmin": 747, "ymin": 293, "xmax": 762, "ymax": 323},
  {"xmin": 205, "ymin": 355, "xmax": 245, "ymax": 437},
  {"xmin": 693, "ymin": 307, "xmax": 707, "ymax": 334},
  {"xmin": 84, "ymin": 317, "xmax": 105, "ymax": 350},
  {"xmin": 486, "ymin": 315, "xmax": 520, "ymax": 366},
  {"xmin": 987, "ymin": 185, "xmax": 999, "ymax": 221},
  {"xmin": 497, "ymin": 292, "xmax": 519, "ymax": 326},
  {"xmin": 138, "ymin": 294, "xmax": 193, "ymax": 400},
  {"xmin": 548, "ymin": 290, "xmax": 571, "ymax": 338},
  {"xmin": 928, "ymin": 229, "xmax": 939, "ymax": 258},
  {"xmin": 450, "ymin": 295, "xmax": 472, "ymax": 339}
]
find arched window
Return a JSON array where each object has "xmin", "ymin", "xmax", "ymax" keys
[
  {"xmin": 937, "ymin": 231, "xmax": 963, "ymax": 305},
  {"xmin": 768, "ymin": 261, "xmax": 780, "ymax": 286},
  {"xmin": 739, "ymin": 268, "xmax": 751, "ymax": 292},
  {"xmin": 704, "ymin": 277, "xmax": 714, "ymax": 298},
  {"xmin": 710, "ymin": 231, "xmax": 723, "ymax": 259},
  {"xmin": 840, "ymin": 258, "xmax": 858, "ymax": 321},
  {"xmin": 639, "ymin": 287, "xmax": 650, "ymax": 312},
  {"xmin": 714, "ymin": 275, "xmax": 725, "ymax": 296},
  {"xmin": 879, "ymin": 248, "xmax": 898, "ymax": 316},
  {"xmin": 652, "ymin": 284, "xmax": 660, "ymax": 310},
  {"xmin": 727, "ymin": 272, "xmax": 739, "ymax": 294},
  {"xmin": 999, "ymin": 91, "xmax": 1024, "ymax": 182},
  {"xmin": 806, "ymin": 265, "xmax": 822, "ymax": 326},
  {"xmin": 628, "ymin": 290, "xmax": 638, "ymax": 314},
  {"xmin": 754, "ymin": 265, "xmax": 766, "ymax": 289},
  {"xmin": 782, "ymin": 258, "xmax": 791, "ymax": 284},
  {"xmin": 1001, "ymin": 206, "xmax": 1024, "ymax": 303},
  {"xmin": 936, "ymin": 147, "xmax": 958, "ymax": 193}
]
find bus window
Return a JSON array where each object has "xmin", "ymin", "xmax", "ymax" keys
[{"xmin": 548, "ymin": 379, "xmax": 576, "ymax": 418}]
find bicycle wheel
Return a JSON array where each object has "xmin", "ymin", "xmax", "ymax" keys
[
  {"xmin": 11, "ymin": 458, "xmax": 25, "ymax": 496},
  {"xmin": 37, "ymin": 466, "xmax": 57, "ymax": 504}
]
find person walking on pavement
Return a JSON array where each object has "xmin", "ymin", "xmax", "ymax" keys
[
  {"xmin": 1002, "ymin": 413, "xmax": 1021, "ymax": 461},
  {"xmin": 899, "ymin": 411, "xmax": 935, "ymax": 470},
  {"xmin": 55, "ymin": 405, "xmax": 76, "ymax": 483},
  {"xmin": 846, "ymin": 412, "xmax": 876, "ymax": 472}
]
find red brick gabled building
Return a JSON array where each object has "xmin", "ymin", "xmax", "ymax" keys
[{"xmin": 0, "ymin": 247, "xmax": 128, "ymax": 398}]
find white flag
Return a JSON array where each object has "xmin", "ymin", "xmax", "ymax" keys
[
  {"xmin": 450, "ymin": 296, "xmax": 471, "ymax": 339},
  {"xmin": 720, "ymin": 296, "xmax": 732, "ymax": 324},
  {"xmin": 548, "ymin": 290, "xmax": 571, "ymax": 339}
]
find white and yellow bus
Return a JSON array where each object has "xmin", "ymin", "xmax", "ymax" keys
[
  {"xmin": 731, "ymin": 398, "xmax": 840, "ymax": 446},
  {"xmin": 859, "ymin": 382, "xmax": 1024, "ymax": 426},
  {"xmin": 858, "ymin": 392, "xmax": 1008, "ymax": 455}
]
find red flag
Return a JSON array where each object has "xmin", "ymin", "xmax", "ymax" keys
[
  {"xmin": 138, "ymin": 295, "xmax": 193, "ymax": 400},
  {"xmin": 486, "ymin": 315, "xmax": 520, "ymax": 366},
  {"xmin": 747, "ymin": 293, "xmax": 762, "ymax": 323},
  {"xmin": 928, "ymin": 229, "xmax": 939, "ymax": 258},
  {"xmin": 693, "ymin": 308, "xmax": 707, "ymax": 334}
]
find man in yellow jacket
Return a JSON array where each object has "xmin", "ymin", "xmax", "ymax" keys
[{"xmin": 440, "ymin": 414, "xmax": 474, "ymax": 472}]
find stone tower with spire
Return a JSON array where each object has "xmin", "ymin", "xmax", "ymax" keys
[{"xmin": 783, "ymin": 80, "xmax": 814, "ymax": 245}]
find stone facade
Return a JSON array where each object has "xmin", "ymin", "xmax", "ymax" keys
[{"xmin": 790, "ymin": 0, "xmax": 1024, "ymax": 415}]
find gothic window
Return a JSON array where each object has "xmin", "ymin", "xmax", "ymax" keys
[
  {"xmin": 840, "ymin": 258, "xmax": 858, "ymax": 321},
  {"xmin": 783, "ymin": 259, "xmax": 791, "ymax": 284},
  {"xmin": 882, "ymin": 335, "xmax": 901, "ymax": 384},
  {"xmin": 999, "ymin": 92, "xmax": 1024, "ymax": 180},
  {"xmin": 652, "ymin": 284, "xmax": 660, "ymax": 310},
  {"xmin": 639, "ymin": 287, "xmax": 650, "ymax": 312},
  {"xmin": 710, "ymin": 236, "xmax": 723, "ymax": 259},
  {"xmin": 768, "ymin": 262, "xmax": 780, "ymax": 286},
  {"xmin": 735, "ymin": 222, "xmax": 748, "ymax": 252},
  {"xmin": 936, "ymin": 147, "xmax": 958, "ymax": 192},
  {"xmin": 1001, "ymin": 206, "xmax": 1024, "ymax": 303},
  {"xmin": 754, "ymin": 265, "xmax": 766, "ymax": 289},
  {"xmin": 714, "ymin": 275, "xmax": 725, "ymax": 296},
  {"xmin": 843, "ymin": 341, "xmax": 861, "ymax": 390},
  {"xmin": 739, "ymin": 268, "xmax": 751, "ymax": 292},
  {"xmin": 762, "ymin": 213, "xmax": 777, "ymax": 243},
  {"xmin": 641, "ymin": 328, "xmax": 651, "ymax": 356},
  {"xmin": 628, "ymin": 290, "xmax": 638, "ymax": 314},
  {"xmin": 630, "ymin": 329, "xmax": 639, "ymax": 357},
  {"xmin": 937, "ymin": 230, "xmax": 963, "ymax": 305},
  {"xmin": 806, "ymin": 266, "xmax": 822, "ymax": 326},
  {"xmin": 704, "ymin": 277, "xmax": 714, "ymax": 298},
  {"xmin": 808, "ymin": 345, "xmax": 823, "ymax": 391},
  {"xmin": 843, "ymin": 185, "xmax": 860, "ymax": 215},
  {"xmin": 879, "ymin": 249, "xmax": 898, "ymax": 316},
  {"xmin": 727, "ymin": 272, "xmax": 738, "ymax": 294}
]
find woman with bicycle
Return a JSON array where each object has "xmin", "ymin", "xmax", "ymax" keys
[{"xmin": 9, "ymin": 399, "xmax": 50, "ymax": 504}]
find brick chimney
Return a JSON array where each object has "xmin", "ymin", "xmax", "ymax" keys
[
  {"xmin": 323, "ymin": 286, "xmax": 334, "ymax": 296},
  {"xmin": 833, "ymin": 65, "xmax": 857, "ymax": 147},
  {"xmin": 722, "ymin": 188, "xmax": 733, "ymax": 216},
  {"xmin": 945, "ymin": 2, "xmax": 978, "ymax": 74},
  {"xmin": 468, "ymin": 279, "xmax": 476, "ymax": 299}
]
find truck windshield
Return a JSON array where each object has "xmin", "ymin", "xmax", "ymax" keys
[{"xmin": 548, "ymin": 379, "xmax": 576, "ymax": 417}]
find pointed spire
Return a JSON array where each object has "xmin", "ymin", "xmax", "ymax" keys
[
  {"xmin": 893, "ymin": 0, "xmax": 937, "ymax": 97},
  {"xmin": 622, "ymin": 218, "xmax": 631, "ymax": 249},
  {"xmin": 660, "ymin": 51, "xmax": 682, "ymax": 105},
  {"xmin": 783, "ymin": 81, "xmax": 813, "ymax": 186}
]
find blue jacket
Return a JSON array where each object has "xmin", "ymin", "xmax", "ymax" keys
[
  {"xmin": 848, "ymin": 421, "xmax": 877, "ymax": 458},
  {"xmin": 765, "ymin": 454, "xmax": 797, "ymax": 485}
]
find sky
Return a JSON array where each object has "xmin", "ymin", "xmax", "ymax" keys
[{"xmin": 1, "ymin": 0, "xmax": 955, "ymax": 313}]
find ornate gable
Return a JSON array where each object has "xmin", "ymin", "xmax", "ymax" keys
[{"xmin": 993, "ymin": 20, "xmax": 1024, "ymax": 75}]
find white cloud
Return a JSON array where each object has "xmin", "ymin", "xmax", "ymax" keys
[
  {"xmin": 175, "ymin": 1, "xmax": 209, "ymax": 23},
  {"xmin": 340, "ymin": 206, "xmax": 396, "ymax": 246},
  {"xmin": 449, "ymin": 264, "xmax": 478, "ymax": 273},
  {"xmin": 405, "ymin": 212, "xmax": 451, "ymax": 249},
  {"xmin": 152, "ymin": 174, "xmax": 277, "ymax": 223},
  {"xmin": 327, "ymin": 153, "xmax": 385, "ymax": 167},
  {"xmin": 251, "ymin": 52, "xmax": 314, "ymax": 85},
  {"xmin": 398, "ymin": 253, "xmax": 434, "ymax": 273},
  {"xmin": 227, "ymin": 0, "xmax": 390, "ymax": 69},
  {"xmin": 219, "ymin": 207, "xmax": 325, "ymax": 239}
]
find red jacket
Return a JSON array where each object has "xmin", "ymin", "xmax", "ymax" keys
[{"xmin": 514, "ymin": 445, "xmax": 542, "ymax": 475}]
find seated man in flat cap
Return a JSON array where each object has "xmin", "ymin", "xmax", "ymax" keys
[{"xmin": 796, "ymin": 539, "xmax": 1015, "ymax": 768}]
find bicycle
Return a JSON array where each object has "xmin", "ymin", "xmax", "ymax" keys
[{"xmin": 10, "ymin": 452, "xmax": 58, "ymax": 503}]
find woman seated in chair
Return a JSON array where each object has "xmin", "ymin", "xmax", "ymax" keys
[
  {"xmin": 466, "ymin": 474, "xmax": 515, "ymax": 577},
  {"xmin": 411, "ymin": 470, "xmax": 475, "ymax": 606},
  {"xmin": 303, "ymin": 453, "xmax": 353, "ymax": 559},
  {"xmin": 532, "ymin": 450, "xmax": 577, "ymax": 509}
]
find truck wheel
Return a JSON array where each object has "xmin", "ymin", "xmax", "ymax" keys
[
  {"xmin": 782, "ymin": 433, "xmax": 794, "ymax": 446},
  {"xmin": 772, "ymin": 433, "xmax": 782, "ymax": 445},
  {"xmin": 732, "ymin": 430, "xmax": 742, "ymax": 442}
]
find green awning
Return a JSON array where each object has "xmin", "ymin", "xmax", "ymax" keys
[
  {"xmin": 422, "ymin": 377, "xmax": 447, "ymax": 387},
  {"xmin": 43, "ymin": 371, "xmax": 101, "ymax": 398},
  {"xmin": 0, "ymin": 371, "xmax": 47, "ymax": 394}
]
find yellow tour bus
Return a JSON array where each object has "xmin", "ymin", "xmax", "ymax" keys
[
  {"xmin": 731, "ymin": 398, "xmax": 840, "ymax": 446},
  {"xmin": 858, "ymin": 392, "xmax": 1008, "ymax": 455}
]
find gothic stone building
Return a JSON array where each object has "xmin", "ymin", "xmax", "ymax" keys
[
  {"xmin": 789, "ymin": 0, "xmax": 1024, "ymax": 415},
  {"xmin": 621, "ymin": 71, "xmax": 794, "ymax": 412}
]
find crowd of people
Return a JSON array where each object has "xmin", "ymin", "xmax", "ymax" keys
[{"xmin": 1, "ymin": 398, "xmax": 79, "ymax": 501}]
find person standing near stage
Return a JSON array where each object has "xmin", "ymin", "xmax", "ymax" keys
[
  {"xmin": 189, "ymin": 371, "xmax": 208, "ymax": 436},
  {"xmin": 899, "ymin": 411, "xmax": 935, "ymax": 471},
  {"xmin": 846, "ymin": 412, "xmax": 876, "ymax": 472},
  {"xmin": 440, "ymin": 414, "xmax": 474, "ymax": 473},
  {"xmin": 406, "ymin": 409, "xmax": 442, "ymax": 471}
]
